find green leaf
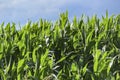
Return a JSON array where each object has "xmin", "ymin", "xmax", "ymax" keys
[
  {"xmin": 55, "ymin": 56, "xmax": 66, "ymax": 65},
  {"xmin": 0, "ymin": 69, "xmax": 6, "ymax": 80},
  {"xmin": 17, "ymin": 59, "xmax": 25, "ymax": 74},
  {"xmin": 107, "ymin": 56, "xmax": 117, "ymax": 75},
  {"xmin": 5, "ymin": 55, "xmax": 12, "ymax": 74},
  {"xmin": 32, "ymin": 46, "xmax": 40, "ymax": 63},
  {"xmin": 41, "ymin": 49, "xmax": 49, "ymax": 65},
  {"xmin": 82, "ymin": 63, "xmax": 88, "ymax": 76},
  {"xmin": 71, "ymin": 63, "xmax": 77, "ymax": 72},
  {"xmin": 93, "ymin": 50, "xmax": 101, "ymax": 73}
]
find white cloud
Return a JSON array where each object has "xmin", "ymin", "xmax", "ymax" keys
[
  {"xmin": 0, "ymin": 0, "xmax": 120, "ymax": 23},
  {"xmin": 0, "ymin": 0, "xmax": 79, "ymax": 23},
  {"xmin": 0, "ymin": 0, "xmax": 76, "ymax": 17},
  {"xmin": 0, "ymin": 0, "xmax": 77, "ymax": 10}
]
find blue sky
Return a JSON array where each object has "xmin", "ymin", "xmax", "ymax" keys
[{"xmin": 0, "ymin": 0, "xmax": 120, "ymax": 24}]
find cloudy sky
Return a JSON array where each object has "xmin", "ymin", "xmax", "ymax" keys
[{"xmin": 0, "ymin": 0, "xmax": 120, "ymax": 24}]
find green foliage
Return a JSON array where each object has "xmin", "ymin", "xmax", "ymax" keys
[{"xmin": 0, "ymin": 12, "xmax": 120, "ymax": 80}]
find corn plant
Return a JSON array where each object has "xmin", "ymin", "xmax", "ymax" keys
[{"xmin": 0, "ymin": 11, "xmax": 120, "ymax": 80}]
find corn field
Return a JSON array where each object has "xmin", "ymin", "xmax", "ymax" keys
[{"xmin": 0, "ymin": 12, "xmax": 120, "ymax": 80}]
